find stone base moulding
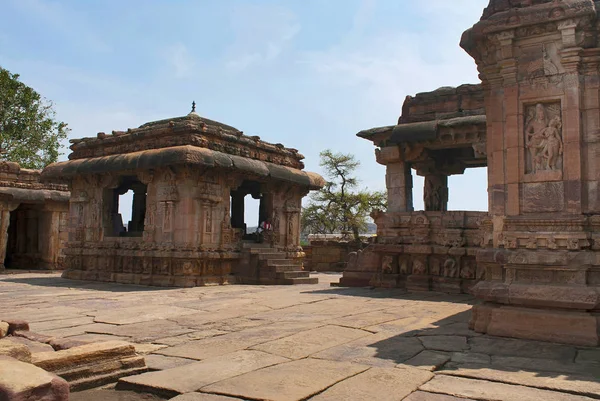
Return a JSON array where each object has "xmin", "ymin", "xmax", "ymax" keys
[{"xmin": 470, "ymin": 303, "xmax": 599, "ymax": 346}]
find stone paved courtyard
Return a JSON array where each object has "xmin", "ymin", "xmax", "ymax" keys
[{"xmin": 1, "ymin": 271, "xmax": 599, "ymax": 401}]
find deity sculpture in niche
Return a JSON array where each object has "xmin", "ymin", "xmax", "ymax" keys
[
  {"xmin": 424, "ymin": 175, "xmax": 448, "ymax": 212},
  {"xmin": 525, "ymin": 103, "xmax": 563, "ymax": 173}
]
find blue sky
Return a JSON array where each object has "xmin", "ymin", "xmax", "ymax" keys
[{"xmin": 1, "ymin": 0, "xmax": 490, "ymax": 225}]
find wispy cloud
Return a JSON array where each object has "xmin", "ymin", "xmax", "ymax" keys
[
  {"xmin": 166, "ymin": 43, "xmax": 195, "ymax": 78},
  {"xmin": 225, "ymin": 4, "xmax": 300, "ymax": 72}
]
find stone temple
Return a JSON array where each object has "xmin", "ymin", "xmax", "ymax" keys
[
  {"xmin": 41, "ymin": 110, "xmax": 324, "ymax": 287},
  {"xmin": 338, "ymin": 0, "xmax": 600, "ymax": 346}
]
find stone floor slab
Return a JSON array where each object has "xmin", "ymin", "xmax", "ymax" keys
[
  {"xmin": 419, "ymin": 336, "xmax": 468, "ymax": 352},
  {"xmin": 93, "ymin": 319, "xmax": 196, "ymax": 343},
  {"xmin": 169, "ymin": 394, "xmax": 241, "ymax": 401},
  {"xmin": 439, "ymin": 364, "xmax": 600, "ymax": 398},
  {"xmin": 144, "ymin": 354, "xmax": 196, "ymax": 371},
  {"xmin": 312, "ymin": 332, "xmax": 423, "ymax": 368},
  {"xmin": 576, "ymin": 348, "xmax": 600, "ymax": 365},
  {"xmin": 153, "ymin": 330, "xmax": 228, "ymax": 346},
  {"xmin": 93, "ymin": 305, "xmax": 199, "ymax": 325},
  {"xmin": 326, "ymin": 310, "xmax": 409, "ymax": 329},
  {"xmin": 404, "ymin": 391, "xmax": 475, "ymax": 401},
  {"xmin": 201, "ymin": 358, "xmax": 369, "ymax": 401},
  {"xmin": 420, "ymin": 375, "xmax": 595, "ymax": 401},
  {"xmin": 309, "ymin": 367, "xmax": 433, "ymax": 401},
  {"xmin": 29, "ymin": 316, "xmax": 96, "ymax": 332},
  {"xmin": 118, "ymin": 350, "xmax": 288, "ymax": 398},
  {"xmin": 400, "ymin": 350, "xmax": 450, "ymax": 371},
  {"xmin": 250, "ymin": 325, "xmax": 369, "ymax": 359},
  {"xmin": 468, "ymin": 336, "xmax": 576, "ymax": 361}
]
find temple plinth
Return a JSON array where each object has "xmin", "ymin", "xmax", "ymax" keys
[{"xmin": 461, "ymin": 0, "xmax": 600, "ymax": 346}]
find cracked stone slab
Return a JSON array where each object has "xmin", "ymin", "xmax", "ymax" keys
[
  {"xmin": 450, "ymin": 352, "xmax": 491, "ymax": 365},
  {"xmin": 310, "ymin": 367, "xmax": 433, "ymax": 401},
  {"xmin": 201, "ymin": 358, "xmax": 370, "ymax": 401},
  {"xmin": 144, "ymin": 354, "xmax": 196, "ymax": 371},
  {"xmin": 118, "ymin": 350, "xmax": 288, "ymax": 398},
  {"xmin": 438, "ymin": 364, "xmax": 600, "ymax": 398},
  {"xmin": 157, "ymin": 322, "xmax": 321, "ymax": 360},
  {"xmin": 29, "ymin": 316, "xmax": 96, "ymax": 332},
  {"xmin": 404, "ymin": 391, "xmax": 475, "ymax": 401},
  {"xmin": 399, "ymin": 350, "xmax": 450, "ymax": 371},
  {"xmin": 491, "ymin": 355, "xmax": 600, "ymax": 377},
  {"xmin": 153, "ymin": 330, "xmax": 228, "ymax": 346},
  {"xmin": 420, "ymin": 375, "xmax": 595, "ymax": 401},
  {"xmin": 468, "ymin": 337, "xmax": 576, "ymax": 361},
  {"xmin": 89, "ymin": 319, "xmax": 196, "ymax": 342},
  {"xmin": 250, "ymin": 325, "xmax": 369, "ymax": 359},
  {"xmin": 363, "ymin": 316, "xmax": 440, "ymax": 334},
  {"xmin": 169, "ymin": 394, "xmax": 242, "ymax": 401},
  {"xmin": 419, "ymin": 336, "xmax": 468, "ymax": 352},
  {"xmin": 326, "ymin": 310, "xmax": 410, "ymax": 329},
  {"xmin": 312, "ymin": 332, "xmax": 423, "ymax": 368},
  {"xmin": 93, "ymin": 305, "xmax": 199, "ymax": 325},
  {"xmin": 39, "ymin": 323, "xmax": 121, "ymax": 338}
]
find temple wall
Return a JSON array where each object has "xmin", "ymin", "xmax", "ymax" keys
[{"xmin": 62, "ymin": 166, "xmax": 308, "ymax": 287}]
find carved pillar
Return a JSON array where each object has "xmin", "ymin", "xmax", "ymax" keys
[
  {"xmin": 423, "ymin": 174, "xmax": 448, "ymax": 212},
  {"xmin": 129, "ymin": 183, "xmax": 147, "ymax": 233},
  {"xmin": 461, "ymin": 1, "xmax": 600, "ymax": 346}
]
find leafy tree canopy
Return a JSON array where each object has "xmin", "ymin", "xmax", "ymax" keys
[
  {"xmin": 301, "ymin": 150, "xmax": 387, "ymax": 241},
  {"xmin": 0, "ymin": 66, "xmax": 69, "ymax": 169}
]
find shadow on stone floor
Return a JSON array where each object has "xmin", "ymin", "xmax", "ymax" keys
[
  {"xmin": 0, "ymin": 276, "xmax": 172, "ymax": 293},
  {"xmin": 303, "ymin": 286, "xmax": 476, "ymax": 304},
  {"xmin": 369, "ymin": 310, "xmax": 600, "ymax": 389}
]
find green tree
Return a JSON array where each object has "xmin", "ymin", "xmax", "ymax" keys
[
  {"xmin": 302, "ymin": 150, "xmax": 387, "ymax": 241},
  {"xmin": 0, "ymin": 66, "xmax": 69, "ymax": 169}
]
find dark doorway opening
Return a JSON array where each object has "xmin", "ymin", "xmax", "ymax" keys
[
  {"xmin": 105, "ymin": 177, "xmax": 147, "ymax": 237},
  {"xmin": 230, "ymin": 180, "xmax": 270, "ymax": 240},
  {"xmin": 6, "ymin": 204, "xmax": 41, "ymax": 269}
]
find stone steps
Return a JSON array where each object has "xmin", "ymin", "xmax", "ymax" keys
[
  {"xmin": 257, "ymin": 252, "xmax": 287, "ymax": 260},
  {"xmin": 278, "ymin": 277, "xmax": 319, "ymax": 285},
  {"xmin": 276, "ymin": 271, "xmax": 310, "ymax": 279},
  {"xmin": 266, "ymin": 259, "xmax": 303, "ymax": 267},
  {"xmin": 241, "ymin": 243, "xmax": 318, "ymax": 285}
]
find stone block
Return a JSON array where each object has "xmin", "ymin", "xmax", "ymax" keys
[
  {"xmin": 0, "ymin": 338, "xmax": 32, "ymax": 363},
  {"xmin": 32, "ymin": 341, "xmax": 147, "ymax": 391},
  {"xmin": 0, "ymin": 356, "xmax": 69, "ymax": 401},
  {"xmin": 0, "ymin": 322, "xmax": 8, "ymax": 338},
  {"xmin": 6, "ymin": 320, "xmax": 29, "ymax": 335}
]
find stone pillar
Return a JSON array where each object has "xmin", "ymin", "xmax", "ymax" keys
[
  {"xmin": 129, "ymin": 184, "xmax": 147, "ymax": 233},
  {"xmin": 38, "ymin": 208, "xmax": 62, "ymax": 270},
  {"xmin": 461, "ymin": 0, "xmax": 600, "ymax": 346},
  {"xmin": 377, "ymin": 146, "xmax": 413, "ymax": 212},
  {"xmin": 0, "ymin": 202, "xmax": 19, "ymax": 270},
  {"xmin": 230, "ymin": 191, "xmax": 245, "ymax": 229},
  {"xmin": 423, "ymin": 174, "xmax": 448, "ymax": 212}
]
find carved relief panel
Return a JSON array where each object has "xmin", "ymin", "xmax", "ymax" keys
[{"xmin": 524, "ymin": 102, "xmax": 563, "ymax": 174}]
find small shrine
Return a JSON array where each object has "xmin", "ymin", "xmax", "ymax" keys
[
  {"xmin": 41, "ymin": 107, "xmax": 324, "ymax": 287},
  {"xmin": 0, "ymin": 162, "xmax": 69, "ymax": 271},
  {"xmin": 338, "ymin": 85, "xmax": 488, "ymax": 294}
]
